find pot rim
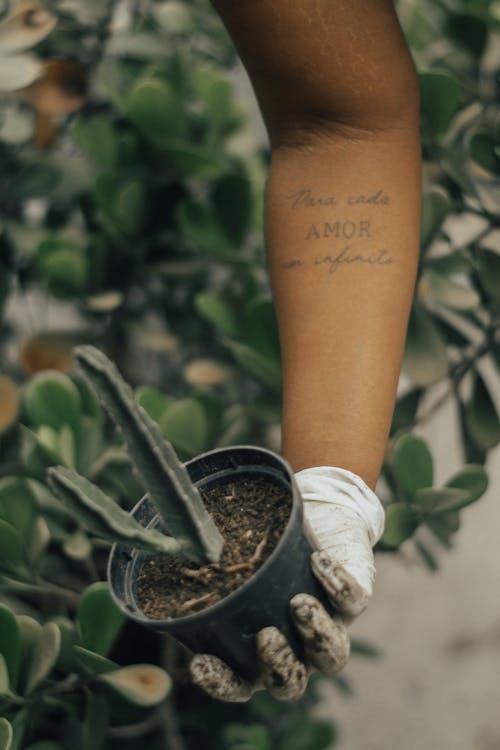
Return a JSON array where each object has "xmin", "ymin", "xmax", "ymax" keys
[{"xmin": 107, "ymin": 444, "xmax": 301, "ymax": 627}]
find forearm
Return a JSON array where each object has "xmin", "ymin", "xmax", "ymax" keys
[
  {"xmin": 266, "ymin": 128, "xmax": 421, "ymax": 486},
  {"xmin": 211, "ymin": 0, "xmax": 422, "ymax": 487}
]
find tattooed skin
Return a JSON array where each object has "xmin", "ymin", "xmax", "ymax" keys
[{"xmin": 281, "ymin": 188, "xmax": 394, "ymax": 279}]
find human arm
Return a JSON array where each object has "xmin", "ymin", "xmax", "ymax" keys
[
  {"xmin": 191, "ymin": 0, "xmax": 421, "ymax": 700},
  {"xmin": 211, "ymin": 0, "xmax": 421, "ymax": 485}
]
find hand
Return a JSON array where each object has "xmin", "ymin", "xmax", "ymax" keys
[{"xmin": 190, "ymin": 466, "xmax": 385, "ymax": 702}]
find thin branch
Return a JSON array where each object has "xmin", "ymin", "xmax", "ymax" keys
[{"xmin": 415, "ymin": 331, "xmax": 496, "ymax": 426}]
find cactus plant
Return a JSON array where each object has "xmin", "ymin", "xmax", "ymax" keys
[{"xmin": 48, "ymin": 346, "xmax": 224, "ymax": 564}]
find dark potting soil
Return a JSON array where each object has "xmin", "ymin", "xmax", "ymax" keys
[{"xmin": 134, "ymin": 473, "xmax": 291, "ymax": 620}]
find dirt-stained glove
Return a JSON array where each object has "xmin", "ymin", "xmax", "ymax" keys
[{"xmin": 190, "ymin": 466, "xmax": 385, "ymax": 702}]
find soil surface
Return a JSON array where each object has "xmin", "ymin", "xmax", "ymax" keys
[{"xmin": 135, "ymin": 473, "xmax": 291, "ymax": 619}]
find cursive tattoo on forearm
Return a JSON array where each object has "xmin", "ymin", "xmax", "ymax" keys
[
  {"xmin": 281, "ymin": 247, "xmax": 394, "ymax": 277},
  {"xmin": 281, "ymin": 187, "xmax": 394, "ymax": 278},
  {"xmin": 286, "ymin": 188, "xmax": 390, "ymax": 210}
]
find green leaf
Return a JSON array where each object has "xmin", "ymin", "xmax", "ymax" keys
[
  {"xmin": 426, "ymin": 270, "xmax": 480, "ymax": 311},
  {"xmin": 476, "ymin": 248, "xmax": 500, "ymax": 301},
  {"xmin": 63, "ymin": 530, "xmax": 92, "ymax": 560},
  {"xmin": 393, "ymin": 434, "xmax": 433, "ymax": 499},
  {"xmin": 8, "ymin": 709, "xmax": 26, "ymax": 750},
  {"xmin": 100, "ymin": 664, "xmax": 172, "ymax": 706},
  {"xmin": 0, "ymin": 101, "xmax": 33, "ymax": 141},
  {"xmin": 470, "ymin": 133, "xmax": 500, "ymax": 175},
  {"xmin": 0, "ymin": 605, "xmax": 20, "ymax": 687},
  {"xmin": 381, "ymin": 503, "xmax": 419, "ymax": 547},
  {"xmin": 193, "ymin": 68, "xmax": 240, "ymax": 134},
  {"xmin": 413, "ymin": 486, "xmax": 470, "ymax": 513},
  {"xmin": 0, "ymin": 520, "xmax": 25, "ymax": 572},
  {"xmin": 212, "ymin": 174, "xmax": 252, "ymax": 246},
  {"xmin": 224, "ymin": 722, "xmax": 272, "ymax": 750},
  {"xmin": 176, "ymin": 200, "xmax": 228, "ymax": 255},
  {"xmin": 28, "ymin": 517, "xmax": 51, "ymax": 565},
  {"xmin": 421, "ymin": 187, "xmax": 450, "ymax": 249},
  {"xmin": 126, "ymin": 78, "xmax": 185, "ymax": 145},
  {"xmin": 48, "ymin": 467, "xmax": 183, "ymax": 555},
  {"xmin": 58, "ymin": 424, "xmax": 76, "ymax": 468},
  {"xmin": 446, "ymin": 13, "xmax": 488, "ymax": 57},
  {"xmin": 458, "ymin": 397, "xmax": 487, "ymax": 465},
  {"xmin": 0, "ymin": 54, "xmax": 41, "ymax": 92},
  {"xmin": 0, "ymin": 718, "xmax": 13, "ymax": 750},
  {"xmin": 36, "ymin": 240, "xmax": 88, "ymax": 295},
  {"xmin": 19, "ymin": 424, "xmax": 65, "ymax": 480},
  {"xmin": 135, "ymin": 386, "xmax": 170, "ymax": 423},
  {"xmin": 225, "ymin": 340, "xmax": 282, "ymax": 391},
  {"xmin": 391, "ymin": 389, "xmax": 422, "ymax": 434},
  {"xmin": 17, "ymin": 619, "xmax": 61, "ymax": 695},
  {"xmin": 113, "ymin": 179, "xmax": 145, "ymax": 237},
  {"xmin": 464, "ymin": 372, "xmax": 500, "ymax": 449},
  {"xmin": 403, "ymin": 305, "xmax": 448, "ymax": 385},
  {"xmin": 83, "ymin": 691, "xmax": 108, "ymax": 750},
  {"xmin": 78, "ymin": 582, "xmax": 125, "ymax": 657},
  {"xmin": 445, "ymin": 464, "xmax": 488, "ymax": 507},
  {"xmin": 0, "ymin": 477, "xmax": 37, "ymax": 546},
  {"xmin": 52, "ymin": 617, "xmax": 78, "ymax": 673},
  {"xmin": 71, "ymin": 116, "xmax": 118, "ymax": 170},
  {"xmin": 163, "ymin": 143, "xmax": 224, "ymax": 177},
  {"xmin": 0, "ymin": 5, "xmax": 56, "ymax": 52},
  {"xmin": 425, "ymin": 513, "xmax": 460, "ymax": 548},
  {"xmin": 23, "ymin": 372, "xmax": 82, "ymax": 432},
  {"xmin": 350, "ymin": 639, "xmax": 382, "ymax": 658},
  {"xmin": 160, "ymin": 398, "xmax": 209, "ymax": 457},
  {"xmin": 243, "ymin": 296, "xmax": 281, "ymax": 360},
  {"xmin": 427, "ymin": 251, "xmax": 471, "ymax": 276},
  {"xmin": 277, "ymin": 718, "xmax": 335, "ymax": 750},
  {"xmin": 73, "ymin": 645, "xmax": 118, "ymax": 675},
  {"xmin": 420, "ymin": 73, "xmax": 461, "ymax": 140},
  {"xmin": 434, "ymin": 315, "xmax": 472, "ymax": 348},
  {"xmin": 73, "ymin": 346, "xmax": 223, "ymax": 563},
  {"xmin": 0, "ymin": 654, "xmax": 10, "ymax": 695},
  {"xmin": 195, "ymin": 291, "xmax": 239, "ymax": 337},
  {"xmin": 404, "ymin": 5, "xmax": 435, "ymax": 50}
]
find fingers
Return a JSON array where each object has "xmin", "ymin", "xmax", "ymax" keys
[
  {"xmin": 290, "ymin": 593, "xmax": 349, "ymax": 674},
  {"xmin": 190, "ymin": 654, "xmax": 254, "ymax": 702},
  {"xmin": 311, "ymin": 551, "xmax": 371, "ymax": 619},
  {"xmin": 256, "ymin": 627, "xmax": 308, "ymax": 701}
]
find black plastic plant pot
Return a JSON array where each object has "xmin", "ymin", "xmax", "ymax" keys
[{"xmin": 107, "ymin": 445, "xmax": 328, "ymax": 682}]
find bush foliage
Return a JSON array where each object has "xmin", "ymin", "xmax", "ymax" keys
[{"xmin": 0, "ymin": 0, "xmax": 498, "ymax": 747}]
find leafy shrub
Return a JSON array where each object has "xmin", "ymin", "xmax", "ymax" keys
[{"xmin": 0, "ymin": 0, "xmax": 498, "ymax": 746}]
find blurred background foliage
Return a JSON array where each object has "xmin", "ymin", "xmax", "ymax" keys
[{"xmin": 0, "ymin": 0, "xmax": 498, "ymax": 747}]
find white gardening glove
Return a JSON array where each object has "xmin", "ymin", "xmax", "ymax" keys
[{"xmin": 190, "ymin": 466, "xmax": 385, "ymax": 702}]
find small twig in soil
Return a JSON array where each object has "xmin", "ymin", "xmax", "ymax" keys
[
  {"xmin": 180, "ymin": 566, "xmax": 209, "ymax": 580},
  {"xmin": 221, "ymin": 529, "xmax": 270, "ymax": 574},
  {"xmin": 178, "ymin": 592, "xmax": 218, "ymax": 612}
]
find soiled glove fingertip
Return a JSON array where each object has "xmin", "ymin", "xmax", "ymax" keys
[
  {"xmin": 311, "ymin": 551, "xmax": 371, "ymax": 618},
  {"xmin": 291, "ymin": 594, "xmax": 350, "ymax": 674},
  {"xmin": 256, "ymin": 627, "xmax": 308, "ymax": 701},
  {"xmin": 190, "ymin": 654, "xmax": 253, "ymax": 702}
]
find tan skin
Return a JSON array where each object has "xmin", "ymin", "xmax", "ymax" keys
[
  {"xmin": 211, "ymin": 0, "xmax": 422, "ymax": 489},
  {"xmin": 190, "ymin": 0, "xmax": 422, "ymax": 701}
]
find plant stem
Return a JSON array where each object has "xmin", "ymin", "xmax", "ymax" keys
[{"xmin": 415, "ymin": 330, "xmax": 496, "ymax": 427}]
